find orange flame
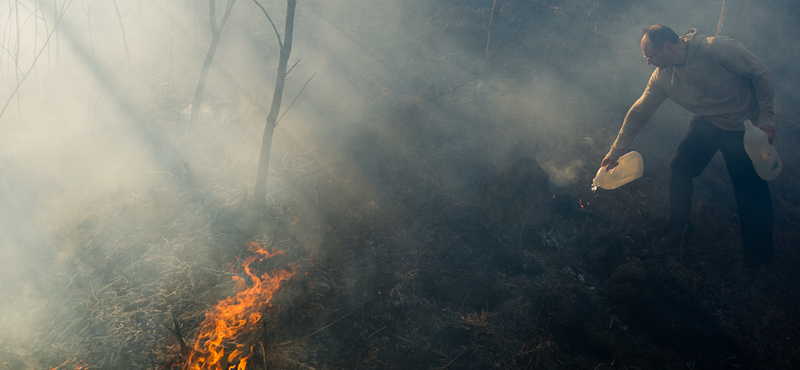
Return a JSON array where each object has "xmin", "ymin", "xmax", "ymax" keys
[
  {"xmin": 183, "ymin": 242, "xmax": 296, "ymax": 370},
  {"xmin": 49, "ymin": 358, "xmax": 88, "ymax": 370}
]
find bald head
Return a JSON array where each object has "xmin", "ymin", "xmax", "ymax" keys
[
  {"xmin": 640, "ymin": 25, "xmax": 686, "ymax": 69},
  {"xmin": 641, "ymin": 25, "xmax": 679, "ymax": 50}
]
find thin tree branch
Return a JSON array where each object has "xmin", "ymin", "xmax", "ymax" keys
[
  {"xmin": 285, "ymin": 58, "xmax": 300, "ymax": 79},
  {"xmin": 209, "ymin": 0, "xmax": 218, "ymax": 34},
  {"xmin": 188, "ymin": 0, "xmax": 238, "ymax": 128},
  {"xmin": 221, "ymin": 0, "xmax": 238, "ymax": 28},
  {"xmin": 276, "ymin": 72, "xmax": 315, "ymax": 125},
  {"xmin": 716, "ymin": 0, "xmax": 727, "ymax": 36},
  {"xmin": 482, "ymin": 0, "xmax": 498, "ymax": 75},
  {"xmin": 0, "ymin": 0, "xmax": 73, "ymax": 122},
  {"xmin": 251, "ymin": 0, "xmax": 283, "ymax": 49},
  {"xmin": 112, "ymin": 0, "xmax": 132, "ymax": 66},
  {"xmin": 278, "ymin": 298, "xmax": 369, "ymax": 346}
]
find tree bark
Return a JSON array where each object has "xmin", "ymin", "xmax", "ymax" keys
[{"xmin": 254, "ymin": 0, "xmax": 297, "ymax": 209}]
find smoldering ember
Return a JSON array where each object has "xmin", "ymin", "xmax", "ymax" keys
[{"xmin": 1, "ymin": 1, "xmax": 799, "ymax": 369}]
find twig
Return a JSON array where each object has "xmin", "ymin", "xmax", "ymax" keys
[
  {"xmin": 367, "ymin": 326, "xmax": 387, "ymax": 340},
  {"xmin": 277, "ymin": 354, "xmax": 318, "ymax": 370},
  {"xmin": 568, "ymin": 262, "xmax": 593, "ymax": 282},
  {"xmin": 482, "ymin": 0, "xmax": 498, "ymax": 74},
  {"xmin": 285, "ymin": 58, "xmax": 300, "ymax": 78},
  {"xmin": 278, "ymin": 298, "xmax": 369, "ymax": 346},
  {"xmin": 276, "ymin": 72, "xmax": 315, "ymax": 125},
  {"xmin": 261, "ymin": 321, "xmax": 269, "ymax": 370},
  {"xmin": 439, "ymin": 349, "xmax": 467, "ymax": 370},
  {"xmin": 460, "ymin": 289, "xmax": 472, "ymax": 310},
  {"xmin": 85, "ymin": 205, "xmax": 128, "ymax": 248},
  {"xmin": 167, "ymin": 318, "xmax": 190, "ymax": 357},
  {"xmin": 518, "ymin": 206, "xmax": 534, "ymax": 248},
  {"xmin": 251, "ymin": 0, "xmax": 283, "ymax": 49},
  {"xmin": 112, "ymin": 0, "xmax": 132, "ymax": 66},
  {"xmin": 394, "ymin": 335, "xmax": 448, "ymax": 358},
  {"xmin": 0, "ymin": 0, "xmax": 73, "ymax": 122},
  {"xmin": 261, "ymin": 341, "xmax": 267, "ymax": 370}
]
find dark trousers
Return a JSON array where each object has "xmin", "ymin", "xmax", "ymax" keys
[{"xmin": 669, "ymin": 116, "xmax": 773, "ymax": 267}]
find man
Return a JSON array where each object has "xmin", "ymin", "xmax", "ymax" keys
[{"xmin": 601, "ymin": 25, "xmax": 775, "ymax": 277}]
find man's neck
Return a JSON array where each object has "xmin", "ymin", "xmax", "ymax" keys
[{"xmin": 672, "ymin": 40, "xmax": 689, "ymax": 67}]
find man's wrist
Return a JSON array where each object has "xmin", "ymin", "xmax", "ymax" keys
[
  {"xmin": 606, "ymin": 148, "xmax": 624, "ymax": 161},
  {"xmin": 760, "ymin": 125, "xmax": 777, "ymax": 144},
  {"xmin": 756, "ymin": 118, "xmax": 775, "ymax": 128}
]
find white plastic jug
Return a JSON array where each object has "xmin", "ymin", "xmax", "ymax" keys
[
  {"xmin": 743, "ymin": 120, "xmax": 782, "ymax": 181},
  {"xmin": 592, "ymin": 151, "xmax": 644, "ymax": 191}
]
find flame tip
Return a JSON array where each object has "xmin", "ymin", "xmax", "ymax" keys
[{"xmin": 181, "ymin": 244, "xmax": 296, "ymax": 369}]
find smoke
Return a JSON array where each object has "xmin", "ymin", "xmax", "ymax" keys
[{"xmin": 1, "ymin": 0, "xmax": 797, "ymax": 368}]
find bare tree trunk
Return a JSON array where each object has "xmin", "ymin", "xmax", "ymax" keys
[
  {"xmin": 187, "ymin": 0, "xmax": 237, "ymax": 131},
  {"xmin": 254, "ymin": 0, "xmax": 297, "ymax": 209}
]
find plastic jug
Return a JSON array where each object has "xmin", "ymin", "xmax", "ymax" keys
[
  {"xmin": 592, "ymin": 151, "xmax": 644, "ymax": 191},
  {"xmin": 743, "ymin": 120, "xmax": 782, "ymax": 181}
]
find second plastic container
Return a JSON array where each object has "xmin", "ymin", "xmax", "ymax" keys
[
  {"xmin": 743, "ymin": 120, "xmax": 782, "ymax": 181},
  {"xmin": 592, "ymin": 151, "xmax": 644, "ymax": 191}
]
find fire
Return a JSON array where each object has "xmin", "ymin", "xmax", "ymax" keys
[
  {"xmin": 183, "ymin": 242, "xmax": 296, "ymax": 370},
  {"xmin": 48, "ymin": 358, "xmax": 88, "ymax": 370}
]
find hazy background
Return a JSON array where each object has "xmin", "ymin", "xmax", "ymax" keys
[{"xmin": 1, "ymin": 0, "xmax": 798, "ymax": 368}]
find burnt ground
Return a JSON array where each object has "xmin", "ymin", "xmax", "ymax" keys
[
  {"xmin": 201, "ymin": 94, "xmax": 800, "ymax": 370},
  {"xmin": 7, "ymin": 1, "xmax": 800, "ymax": 370},
  {"xmin": 40, "ymin": 85, "xmax": 800, "ymax": 369},
  {"xmin": 146, "ymin": 77, "xmax": 799, "ymax": 370}
]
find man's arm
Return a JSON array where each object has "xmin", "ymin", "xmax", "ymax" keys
[
  {"xmin": 714, "ymin": 38, "xmax": 775, "ymax": 129},
  {"xmin": 602, "ymin": 72, "xmax": 668, "ymax": 169}
]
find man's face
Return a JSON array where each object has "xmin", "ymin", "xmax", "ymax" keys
[{"xmin": 641, "ymin": 37, "xmax": 668, "ymax": 70}]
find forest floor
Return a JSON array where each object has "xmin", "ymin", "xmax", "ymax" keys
[
  {"xmin": 148, "ymin": 84, "xmax": 800, "ymax": 370},
  {"xmin": 11, "ymin": 1, "xmax": 799, "ymax": 370}
]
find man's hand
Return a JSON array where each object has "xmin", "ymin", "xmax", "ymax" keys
[
  {"xmin": 761, "ymin": 125, "xmax": 776, "ymax": 145},
  {"xmin": 601, "ymin": 155, "xmax": 619, "ymax": 171}
]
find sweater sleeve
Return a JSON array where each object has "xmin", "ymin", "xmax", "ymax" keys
[
  {"xmin": 607, "ymin": 71, "xmax": 668, "ymax": 160},
  {"xmin": 714, "ymin": 38, "xmax": 775, "ymax": 127}
]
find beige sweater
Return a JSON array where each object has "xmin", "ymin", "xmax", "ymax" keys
[{"xmin": 608, "ymin": 29, "xmax": 774, "ymax": 159}]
